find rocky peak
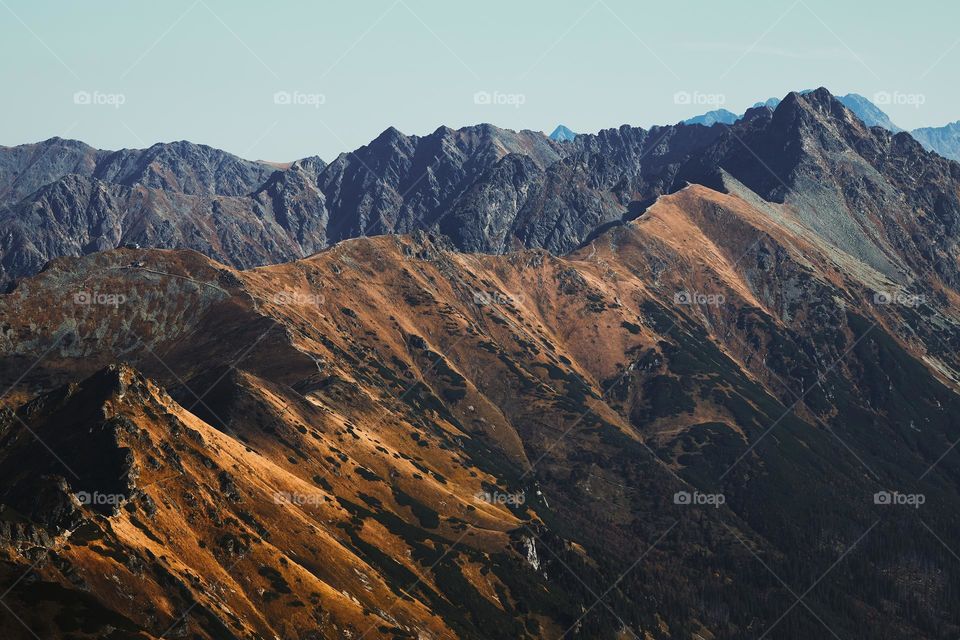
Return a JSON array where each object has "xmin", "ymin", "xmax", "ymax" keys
[
  {"xmin": 0, "ymin": 137, "xmax": 102, "ymax": 205},
  {"xmin": 0, "ymin": 364, "xmax": 159, "ymax": 538},
  {"xmin": 289, "ymin": 155, "xmax": 327, "ymax": 174},
  {"xmin": 92, "ymin": 140, "xmax": 275, "ymax": 196},
  {"xmin": 549, "ymin": 124, "xmax": 577, "ymax": 142},
  {"xmin": 369, "ymin": 125, "xmax": 409, "ymax": 149}
]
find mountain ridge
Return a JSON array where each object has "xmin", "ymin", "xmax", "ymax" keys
[{"xmin": 3, "ymin": 189, "xmax": 960, "ymax": 637}]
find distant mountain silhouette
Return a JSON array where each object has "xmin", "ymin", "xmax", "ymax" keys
[{"xmin": 549, "ymin": 124, "xmax": 577, "ymax": 141}]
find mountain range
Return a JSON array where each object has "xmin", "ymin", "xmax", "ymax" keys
[
  {"xmin": 4, "ymin": 87, "xmax": 960, "ymax": 289},
  {"xmin": 2, "ymin": 88, "xmax": 960, "ymax": 638},
  {"xmin": 684, "ymin": 91, "xmax": 960, "ymax": 159}
]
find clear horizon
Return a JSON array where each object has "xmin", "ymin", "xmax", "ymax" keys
[{"xmin": 2, "ymin": 0, "xmax": 957, "ymax": 162}]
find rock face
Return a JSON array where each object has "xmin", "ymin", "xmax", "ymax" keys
[
  {"xmin": 749, "ymin": 92, "xmax": 904, "ymax": 131},
  {"xmin": 754, "ymin": 92, "xmax": 960, "ymax": 160},
  {"xmin": 92, "ymin": 139, "xmax": 279, "ymax": 196},
  {"xmin": 315, "ymin": 124, "xmax": 563, "ymax": 244},
  {"xmin": 0, "ymin": 126, "xmax": 562, "ymax": 283},
  {"xmin": 0, "ymin": 138, "xmax": 304, "ymax": 281},
  {"xmin": 912, "ymin": 121, "xmax": 960, "ymax": 160},
  {"xmin": 0, "ymin": 137, "xmax": 276, "ymax": 203}
]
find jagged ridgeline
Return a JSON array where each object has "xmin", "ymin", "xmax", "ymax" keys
[
  {"xmin": 3, "ymin": 88, "xmax": 959, "ymax": 287},
  {"xmin": 0, "ymin": 89, "xmax": 959, "ymax": 639}
]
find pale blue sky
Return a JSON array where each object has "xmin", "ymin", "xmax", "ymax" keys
[{"xmin": 1, "ymin": 0, "xmax": 956, "ymax": 161}]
